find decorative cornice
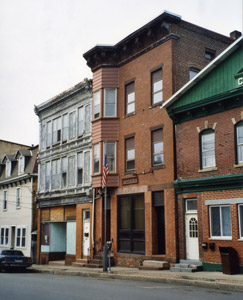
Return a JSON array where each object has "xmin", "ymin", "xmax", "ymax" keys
[{"xmin": 0, "ymin": 173, "xmax": 38, "ymax": 187}]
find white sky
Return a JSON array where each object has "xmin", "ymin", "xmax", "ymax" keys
[{"xmin": 0, "ymin": 0, "xmax": 242, "ymax": 146}]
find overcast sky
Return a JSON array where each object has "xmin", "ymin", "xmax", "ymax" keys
[{"xmin": 0, "ymin": 0, "xmax": 242, "ymax": 146}]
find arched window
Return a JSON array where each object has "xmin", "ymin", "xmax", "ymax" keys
[
  {"xmin": 200, "ymin": 129, "xmax": 215, "ymax": 169},
  {"xmin": 236, "ymin": 121, "xmax": 243, "ymax": 164}
]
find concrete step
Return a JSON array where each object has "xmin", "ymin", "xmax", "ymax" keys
[
  {"xmin": 139, "ymin": 260, "xmax": 169, "ymax": 271},
  {"xmin": 48, "ymin": 260, "xmax": 65, "ymax": 266},
  {"xmin": 170, "ymin": 260, "xmax": 203, "ymax": 273},
  {"xmin": 180, "ymin": 260, "xmax": 202, "ymax": 266}
]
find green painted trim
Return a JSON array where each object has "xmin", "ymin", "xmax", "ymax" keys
[
  {"xmin": 174, "ymin": 173, "xmax": 243, "ymax": 194},
  {"xmin": 203, "ymin": 262, "xmax": 222, "ymax": 272}
]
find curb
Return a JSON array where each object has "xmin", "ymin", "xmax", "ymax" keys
[{"xmin": 31, "ymin": 268, "xmax": 243, "ymax": 292}]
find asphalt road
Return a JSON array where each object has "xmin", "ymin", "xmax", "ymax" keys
[{"xmin": 0, "ymin": 271, "xmax": 242, "ymax": 300}]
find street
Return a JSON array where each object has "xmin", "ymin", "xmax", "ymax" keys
[{"xmin": 0, "ymin": 271, "xmax": 242, "ymax": 300}]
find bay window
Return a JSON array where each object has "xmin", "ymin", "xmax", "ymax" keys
[{"xmin": 104, "ymin": 89, "xmax": 117, "ymax": 117}]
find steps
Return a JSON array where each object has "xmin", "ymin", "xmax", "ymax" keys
[
  {"xmin": 170, "ymin": 260, "xmax": 203, "ymax": 273},
  {"xmin": 48, "ymin": 260, "xmax": 65, "ymax": 266},
  {"xmin": 139, "ymin": 260, "xmax": 169, "ymax": 271},
  {"xmin": 72, "ymin": 255, "xmax": 113, "ymax": 268}
]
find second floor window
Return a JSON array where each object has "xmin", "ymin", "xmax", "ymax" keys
[
  {"xmin": 151, "ymin": 69, "xmax": 163, "ymax": 104},
  {"xmin": 69, "ymin": 111, "xmax": 76, "ymax": 140},
  {"xmin": 62, "ymin": 114, "xmax": 69, "ymax": 142},
  {"xmin": 78, "ymin": 107, "xmax": 85, "ymax": 136},
  {"xmin": 61, "ymin": 157, "xmax": 68, "ymax": 188},
  {"xmin": 93, "ymin": 90, "xmax": 100, "ymax": 119},
  {"xmin": 68, "ymin": 156, "xmax": 75, "ymax": 186},
  {"xmin": 200, "ymin": 130, "xmax": 215, "ymax": 169},
  {"xmin": 53, "ymin": 117, "xmax": 62, "ymax": 144},
  {"xmin": 93, "ymin": 143, "xmax": 100, "ymax": 174},
  {"xmin": 46, "ymin": 121, "xmax": 52, "ymax": 148},
  {"xmin": 84, "ymin": 151, "xmax": 91, "ymax": 183},
  {"xmin": 77, "ymin": 152, "xmax": 83, "ymax": 184},
  {"xmin": 51, "ymin": 159, "xmax": 61, "ymax": 190},
  {"xmin": 16, "ymin": 188, "xmax": 21, "ymax": 208},
  {"xmin": 3, "ymin": 191, "xmax": 7, "ymax": 210},
  {"xmin": 125, "ymin": 82, "xmax": 135, "ymax": 115},
  {"xmin": 125, "ymin": 137, "xmax": 135, "ymax": 171},
  {"xmin": 236, "ymin": 122, "xmax": 243, "ymax": 164},
  {"xmin": 152, "ymin": 129, "xmax": 163, "ymax": 166},
  {"xmin": 104, "ymin": 89, "xmax": 117, "ymax": 117},
  {"xmin": 104, "ymin": 142, "xmax": 116, "ymax": 173},
  {"xmin": 45, "ymin": 161, "xmax": 51, "ymax": 190}
]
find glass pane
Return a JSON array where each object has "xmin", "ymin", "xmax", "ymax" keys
[
  {"xmin": 84, "ymin": 152, "xmax": 90, "ymax": 183},
  {"xmin": 153, "ymin": 91, "xmax": 163, "ymax": 104},
  {"xmin": 85, "ymin": 105, "xmax": 91, "ymax": 133},
  {"xmin": 240, "ymin": 206, "xmax": 243, "ymax": 238},
  {"xmin": 153, "ymin": 80, "xmax": 162, "ymax": 93},
  {"xmin": 134, "ymin": 196, "xmax": 144, "ymax": 230},
  {"xmin": 153, "ymin": 154, "xmax": 163, "ymax": 165},
  {"xmin": 202, "ymin": 133, "xmax": 214, "ymax": 150},
  {"xmin": 211, "ymin": 207, "xmax": 220, "ymax": 236},
  {"xmin": 127, "ymin": 102, "xmax": 135, "ymax": 114},
  {"xmin": 222, "ymin": 206, "xmax": 231, "ymax": 236},
  {"xmin": 127, "ymin": 149, "xmax": 135, "ymax": 160},
  {"xmin": 105, "ymin": 89, "xmax": 116, "ymax": 104},
  {"xmin": 120, "ymin": 198, "xmax": 131, "ymax": 230},
  {"xmin": 154, "ymin": 142, "xmax": 163, "ymax": 154},
  {"xmin": 105, "ymin": 104, "xmax": 115, "ymax": 117},
  {"xmin": 119, "ymin": 240, "xmax": 130, "ymax": 251},
  {"xmin": 133, "ymin": 241, "xmax": 145, "ymax": 252},
  {"xmin": 186, "ymin": 199, "xmax": 197, "ymax": 211},
  {"xmin": 127, "ymin": 92, "xmax": 135, "ymax": 104},
  {"xmin": 238, "ymin": 145, "xmax": 243, "ymax": 163},
  {"xmin": 126, "ymin": 160, "xmax": 135, "ymax": 170}
]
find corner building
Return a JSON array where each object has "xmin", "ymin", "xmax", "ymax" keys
[{"xmin": 83, "ymin": 11, "xmax": 232, "ymax": 267}]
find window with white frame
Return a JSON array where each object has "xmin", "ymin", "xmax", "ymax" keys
[
  {"xmin": 16, "ymin": 188, "xmax": 21, "ymax": 208},
  {"xmin": 93, "ymin": 90, "xmax": 100, "ymax": 119},
  {"xmin": 78, "ymin": 107, "xmax": 85, "ymax": 136},
  {"xmin": 51, "ymin": 159, "xmax": 61, "ymax": 190},
  {"xmin": 68, "ymin": 156, "xmax": 75, "ymax": 186},
  {"xmin": 85, "ymin": 105, "xmax": 91, "ymax": 133},
  {"xmin": 45, "ymin": 161, "xmax": 51, "ymax": 191},
  {"xmin": 125, "ymin": 82, "xmax": 135, "ymax": 115},
  {"xmin": 6, "ymin": 160, "xmax": 11, "ymax": 177},
  {"xmin": 61, "ymin": 157, "xmax": 68, "ymax": 188},
  {"xmin": 77, "ymin": 152, "xmax": 83, "ymax": 185},
  {"xmin": 0, "ymin": 226, "xmax": 9, "ymax": 246},
  {"xmin": 52, "ymin": 117, "xmax": 62, "ymax": 144},
  {"xmin": 93, "ymin": 143, "xmax": 100, "ymax": 174},
  {"xmin": 151, "ymin": 69, "xmax": 163, "ymax": 105},
  {"xmin": 104, "ymin": 89, "xmax": 117, "ymax": 117},
  {"xmin": 16, "ymin": 227, "xmax": 26, "ymax": 248},
  {"xmin": 210, "ymin": 205, "xmax": 232, "ymax": 238},
  {"xmin": 236, "ymin": 121, "xmax": 243, "ymax": 164},
  {"xmin": 46, "ymin": 121, "xmax": 52, "ymax": 148},
  {"xmin": 62, "ymin": 114, "xmax": 69, "ymax": 142},
  {"xmin": 186, "ymin": 199, "xmax": 197, "ymax": 212},
  {"xmin": 200, "ymin": 130, "xmax": 216, "ymax": 169},
  {"xmin": 18, "ymin": 155, "xmax": 25, "ymax": 175},
  {"xmin": 84, "ymin": 151, "xmax": 91, "ymax": 183},
  {"xmin": 104, "ymin": 142, "xmax": 116, "ymax": 172},
  {"xmin": 69, "ymin": 111, "xmax": 76, "ymax": 140},
  {"xmin": 3, "ymin": 191, "xmax": 7, "ymax": 210},
  {"xmin": 239, "ymin": 204, "xmax": 243, "ymax": 239}
]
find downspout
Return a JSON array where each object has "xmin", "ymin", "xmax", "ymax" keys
[
  {"xmin": 30, "ymin": 176, "xmax": 33, "ymax": 258},
  {"xmin": 92, "ymin": 188, "xmax": 95, "ymax": 257}
]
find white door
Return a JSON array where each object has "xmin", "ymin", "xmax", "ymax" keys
[
  {"xmin": 185, "ymin": 214, "xmax": 199, "ymax": 260},
  {"xmin": 83, "ymin": 210, "xmax": 90, "ymax": 257}
]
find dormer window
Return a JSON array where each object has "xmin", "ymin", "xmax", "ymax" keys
[
  {"xmin": 18, "ymin": 155, "xmax": 25, "ymax": 175},
  {"xmin": 6, "ymin": 160, "xmax": 11, "ymax": 177}
]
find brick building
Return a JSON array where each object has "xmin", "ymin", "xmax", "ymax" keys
[
  {"xmin": 163, "ymin": 35, "xmax": 243, "ymax": 272},
  {"xmin": 83, "ymin": 11, "xmax": 233, "ymax": 267},
  {"xmin": 35, "ymin": 80, "xmax": 93, "ymax": 265}
]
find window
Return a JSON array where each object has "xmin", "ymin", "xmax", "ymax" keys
[
  {"xmin": 239, "ymin": 205, "xmax": 243, "ymax": 239},
  {"xmin": 69, "ymin": 111, "xmax": 76, "ymax": 140},
  {"xmin": 3, "ymin": 191, "xmax": 7, "ymax": 210},
  {"xmin": 93, "ymin": 90, "xmax": 101, "ymax": 119},
  {"xmin": 41, "ymin": 223, "xmax": 50, "ymax": 246},
  {"xmin": 78, "ymin": 107, "xmax": 84, "ymax": 136},
  {"xmin": 51, "ymin": 159, "xmax": 61, "ymax": 190},
  {"xmin": 104, "ymin": 142, "xmax": 116, "ymax": 173},
  {"xmin": 61, "ymin": 157, "xmax": 68, "ymax": 188},
  {"xmin": 39, "ymin": 163, "xmax": 45, "ymax": 192},
  {"xmin": 85, "ymin": 105, "xmax": 91, "ymax": 133},
  {"xmin": 104, "ymin": 89, "xmax": 117, "ymax": 117},
  {"xmin": 151, "ymin": 69, "xmax": 163, "ymax": 104},
  {"xmin": 186, "ymin": 199, "xmax": 197, "ymax": 212},
  {"xmin": 236, "ymin": 122, "xmax": 243, "ymax": 164},
  {"xmin": 46, "ymin": 121, "xmax": 52, "ymax": 148},
  {"xmin": 0, "ymin": 227, "xmax": 9, "ymax": 246},
  {"xmin": 152, "ymin": 129, "xmax": 163, "ymax": 166},
  {"xmin": 118, "ymin": 194, "xmax": 145, "ymax": 253},
  {"xmin": 62, "ymin": 114, "xmax": 69, "ymax": 142},
  {"xmin": 77, "ymin": 152, "xmax": 83, "ymax": 185},
  {"xmin": 16, "ymin": 188, "xmax": 21, "ymax": 208},
  {"xmin": 18, "ymin": 155, "xmax": 25, "ymax": 175},
  {"xmin": 6, "ymin": 160, "xmax": 11, "ymax": 177},
  {"xmin": 53, "ymin": 117, "xmax": 61, "ymax": 144},
  {"xmin": 125, "ymin": 82, "xmax": 135, "ymax": 115},
  {"xmin": 84, "ymin": 151, "xmax": 91, "ymax": 183},
  {"xmin": 205, "ymin": 49, "xmax": 215, "ymax": 60},
  {"xmin": 41, "ymin": 124, "xmax": 46, "ymax": 150},
  {"xmin": 45, "ymin": 161, "xmax": 51, "ymax": 191},
  {"xmin": 93, "ymin": 143, "xmax": 100, "ymax": 174},
  {"xmin": 16, "ymin": 227, "xmax": 26, "ymax": 248},
  {"xmin": 125, "ymin": 137, "xmax": 135, "ymax": 171},
  {"xmin": 200, "ymin": 130, "xmax": 216, "ymax": 169},
  {"xmin": 189, "ymin": 68, "xmax": 200, "ymax": 80},
  {"xmin": 210, "ymin": 206, "xmax": 232, "ymax": 238},
  {"xmin": 68, "ymin": 156, "xmax": 75, "ymax": 186}
]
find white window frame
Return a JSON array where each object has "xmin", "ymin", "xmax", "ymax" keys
[
  {"xmin": 201, "ymin": 131, "xmax": 216, "ymax": 169},
  {"xmin": 93, "ymin": 90, "xmax": 101, "ymax": 119},
  {"xmin": 6, "ymin": 160, "xmax": 11, "ymax": 177},
  {"xmin": 209, "ymin": 205, "xmax": 232, "ymax": 239},
  {"xmin": 16, "ymin": 187, "xmax": 21, "ymax": 208},
  {"xmin": 236, "ymin": 122, "xmax": 243, "ymax": 164},
  {"xmin": 18, "ymin": 155, "xmax": 25, "ymax": 175},
  {"xmin": 51, "ymin": 159, "xmax": 61, "ymax": 190},
  {"xmin": 103, "ymin": 141, "xmax": 116, "ymax": 173},
  {"xmin": 3, "ymin": 190, "xmax": 7, "ymax": 211},
  {"xmin": 0, "ymin": 226, "xmax": 9, "ymax": 246},
  {"xmin": 93, "ymin": 143, "xmax": 100, "ymax": 174},
  {"xmin": 16, "ymin": 226, "xmax": 26, "ymax": 249},
  {"xmin": 238, "ymin": 204, "xmax": 243, "ymax": 239},
  {"xmin": 185, "ymin": 199, "xmax": 197, "ymax": 213},
  {"xmin": 104, "ymin": 88, "xmax": 117, "ymax": 117}
]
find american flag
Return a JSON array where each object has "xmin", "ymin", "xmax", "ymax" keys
[{"xmin": 102, "ymin": 156, "xmax": 109, "ymax": 188}]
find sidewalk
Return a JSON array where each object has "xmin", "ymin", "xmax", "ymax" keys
[{"xmin": 30, "ymin": 264, "xmax": 243, "ymax": 292}]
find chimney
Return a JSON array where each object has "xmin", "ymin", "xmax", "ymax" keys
[{"xmin": 230, "ymin": 30, "xmax": 242, "ymax": 40}]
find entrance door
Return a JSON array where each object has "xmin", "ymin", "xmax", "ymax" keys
[
  {"xmin": 83, "ymin": 210, "xmax": 90, "ymax": 257},
  {"xmin": 185, "ymin": 214, "xmax": 199, "ymax": 260},
  {"xmin": 157, "ymin": 206, "xmax": 165, "ymax": 254}
]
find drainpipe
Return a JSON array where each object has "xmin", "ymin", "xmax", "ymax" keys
[
  {"xmin": 30, "ymin": 176, "xmax": 33, "ymax": 258},
  {"xmin": 92, "ymin": 188, "xmax": 95, "ymax": 257}
]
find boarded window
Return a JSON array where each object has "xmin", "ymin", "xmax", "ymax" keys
[
  {"xmin": 78, "ymin": 107, "xmax": 84, "ymax": 136},
  {"xmin": 45, "ymin": 161, "xmax": 51, "ymax": 190},
  {"xmin": 46, "ymin": 121, "xmax": 52, "ymax": 148},
  {"xmin": 69, "ymin": 111, "xmax": 76, "ymax": 140},
  {"xmin": 41, "ymin": 124, "xmax": 46, "ymax": 150},
  {"xmin": 61, "ymin": 157, "xmax": 68, "ymax": 188},
  {"xmin": 85, "ymin": 104, "xmax": 91, "ymax": 133},
  {"xmin": 77, "ymin": 152, "xmax": 83, "ymax": 185},
  {"xmin": 53, "ymin": 117, "xmax": 62, "ymax": 144},
  {"xmin": 68, "ymin": 156, "xmax": 75, "ymax": 186},
  {"xmin": 51, "ymin": 159, "xmax": 61, "ymax": 190},
  {"xmin": 62, "ymin": 114, "xmax": 69, "ymax": 142},
  {"xmin": 84, "ymin": 151, "xmax": 91, "ymax": 183}
]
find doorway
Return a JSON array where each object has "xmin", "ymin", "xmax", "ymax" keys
[{"xmin": 83, "ymin": 209, "xmax": 90, "ymax": 257}]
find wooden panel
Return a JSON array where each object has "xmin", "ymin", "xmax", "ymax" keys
[
  {"xmin": 41, "ymin": 208, "xmax": 50, "ymax": 221},
  {"xmin": 50, "ymin": 207, "xmax": 64, "ymax": 222},
  {"xmin": 65, "ymin": 206, "xmax": 76, "ymax": 221},
  {"xmin": 93, "ymin": 68, "xmax": 119, "ymax": 91},
  {"xmin": 92, "ymin": 175, "xmax": 102, "ymax": 188},
  {"xmin": 92, "ymin": 174, "xmax": 119, "ymax": 188},
  {"xmin": 92, "ymin": 119, "xmax": 119, "ymax": 143}
]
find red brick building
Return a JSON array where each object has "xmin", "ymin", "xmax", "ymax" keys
[
  {"xmin": 164, "ymin": 35, "xmax": 243, "ymax": 273},
  {"xmin": 83, "ymin": 11, "xmax": 233, "ymax": 267}
]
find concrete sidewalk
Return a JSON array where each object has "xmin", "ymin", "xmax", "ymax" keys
[{"xmin": 30, "ymin": 264, "xmax": 243, "ymax": 292}]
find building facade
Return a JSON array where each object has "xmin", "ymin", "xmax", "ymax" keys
[
  {"xmin": 164, "ymin": 35, "xmax": 243, "ymax": 272},
  {"xmin": 0, "ymin": 144, "xmax": 38, "ymax": 262},
  {"xmin": 83, "ymin": 11, "xmax": 233, "ymax": 267},
  {"xmin": 35, "ymin": 80, "xmax": 93, "ymax": 265}
]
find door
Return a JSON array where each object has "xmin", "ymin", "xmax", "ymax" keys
[
  {"xmin": 157, "ymin": 206, "xmax": 166, "ymax": 254},
  {"xmin": 185, "ymin": 214, "xmax": 199, "ymax": 260},
  {"xmin": 83, "ymin": 210, "xmax": 90, "ymax": 256}
]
